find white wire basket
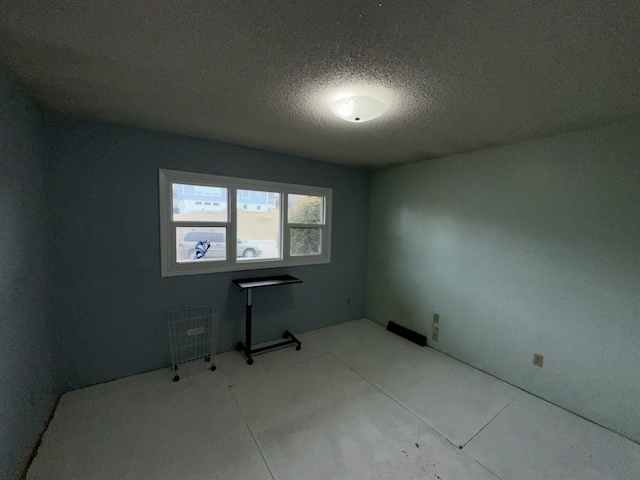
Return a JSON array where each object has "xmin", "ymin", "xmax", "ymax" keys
[{"xmin": 168, "ymin": 306, "xmax": 219, "ymax": 382}]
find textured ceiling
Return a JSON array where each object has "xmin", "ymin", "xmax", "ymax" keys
[{"xmin": 1, "ymin": 1, "xmax": 639, "ymax": 168}]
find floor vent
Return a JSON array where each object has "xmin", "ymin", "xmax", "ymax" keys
[{"xmin": 387, "ymin": 321, "xmax": 427, "ymax": 347}]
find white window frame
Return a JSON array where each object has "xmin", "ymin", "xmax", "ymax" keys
[{"xmin": 159, "ymin": 169, "xmax": 332, "ymax": 277}]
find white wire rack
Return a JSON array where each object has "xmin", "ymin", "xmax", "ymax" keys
[{"xmin": 168, "ymin": 306, "xmax": 219, "ymax": 382}]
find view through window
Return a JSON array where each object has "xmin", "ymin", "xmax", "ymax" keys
[{"xmin": 159, "ymin": 170, "xmax": 332, "ymax": 276}]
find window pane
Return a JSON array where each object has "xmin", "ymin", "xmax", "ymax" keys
[
  {"xmin": 176, "ymin": 227, "xmax": 226, "ymax": 263},
  {"xmin": 290, "ymin": 227, "xmax": 321, "ymax": 256},
  {"xmin": 237, "ymin": 191, "xmax": 281, "ymax": 261},
  {"xmin": 287, "ymin": 194, "xmax": 323, "ymax": 224},
  {"xmin": 172, "ymin": 183, "xmax": 228, "ymax": 222}
]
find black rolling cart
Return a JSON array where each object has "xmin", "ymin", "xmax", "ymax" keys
[{"xmin": 233, "ymin": 275, "xmax": 302, "ymax": 365}]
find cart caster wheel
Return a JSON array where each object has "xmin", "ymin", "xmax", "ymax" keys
[
  {"xmin": 210, "ymin": 365, "xmax": 217, "ymax": 371},
  {"xmin": 173, "ymin": 375, "xmax": 180, "ymax": 382},
  {"xmin": 204, "ymin": 355, "xmax": 211, "ymax": 362},
  {"xmin": 296, "ymin": 345, "xmax": 301, "ymax": 351},
  {"xmin": 247, "ymin": 358, "xmax": 254, "ymax": 365}
]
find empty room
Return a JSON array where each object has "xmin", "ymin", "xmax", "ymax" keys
[{"xmin": 1, "ymin": 2, "xmax": 639, "ymax": 479}]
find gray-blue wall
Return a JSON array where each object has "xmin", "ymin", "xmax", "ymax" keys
[
  {"xmin": 0, "ymin": 73, "xmax": 62, "ymax": 479},
  {"xmin": 367, "ymin": 121, "xmax": 640, "ymax": 442},
  {"xmin": 44, "ymin": 115, "xmax": 371, "ymax": 391}
]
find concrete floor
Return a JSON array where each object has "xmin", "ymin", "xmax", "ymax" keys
[{"xmin": 27, "ymin": 319, "xmax": 640, "ymax": 480}]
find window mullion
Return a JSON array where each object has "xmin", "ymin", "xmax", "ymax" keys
[
  {"xmin": 287, "ymin": 223, "xmax": 324, "ymax": 228},
  {"xmin": 282, "ymin": 190, "xmax": 289, "ymax": 261},
  {"xmin": 172, "ymin": 222, "xmax": 227, "ymax": 228},
  {"xmin": 229, "ymin": 186, "xmax": 238, "ymax": 263}
]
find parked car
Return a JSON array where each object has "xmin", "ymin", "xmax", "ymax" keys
[{"xmin": 177, "ymin": 230, "xmax": 263, "ymax": 260}]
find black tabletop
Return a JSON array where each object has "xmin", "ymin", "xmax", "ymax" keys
[{"xmin": 232, "ymin": 274, "xmax": 302, "ymax": 290}]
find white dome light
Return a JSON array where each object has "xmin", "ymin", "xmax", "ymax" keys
[{"xmin": 330, "ymin": 95, "xmax": 387, "ymax": 122}]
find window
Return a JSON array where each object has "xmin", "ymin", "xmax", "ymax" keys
[
  {"xmin": 288, "ymin": 194, "xmax": 325, "ymax": 256},
  {"xmin": 159, "ymin": 169, "xmax": 332, "ymax": 276}
]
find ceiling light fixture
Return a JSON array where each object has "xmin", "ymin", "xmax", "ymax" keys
[{"xmin": 330, "ymin": 95, "xmax": 386, "ymax": 123}]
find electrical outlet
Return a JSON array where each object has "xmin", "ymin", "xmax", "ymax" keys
[
  {"xmin": 432, "ymin": 326, "xmax": 439, "ymax": 342},
  {"xmin": 533, "ymin": 353, "xmax": 544, "ymax": 367},
  {"xmin": 433, "ymin": 313, "xmax": 439, "ymax": 323}
]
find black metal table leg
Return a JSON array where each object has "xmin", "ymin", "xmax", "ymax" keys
[
  {"xmin": 244, "ymin": 289, "xmax": 253, "ymax": 364},
  {"xmin": 233, "ymin": 276, "xmax": 304, "ymax": 365}
]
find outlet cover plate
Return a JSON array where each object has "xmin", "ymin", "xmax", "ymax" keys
[{"xmin": 533, "ymin": 353, "xmax": 544, "ymax": 367}]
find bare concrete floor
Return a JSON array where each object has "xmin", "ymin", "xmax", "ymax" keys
[{"xmin": 27, "ymin": 319, "xmax": 640, "ymax": 480}]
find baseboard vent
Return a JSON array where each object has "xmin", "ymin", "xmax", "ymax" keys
[{"xmin": 387, "ymin": 321, "xmax": 427, "ymax": 346}]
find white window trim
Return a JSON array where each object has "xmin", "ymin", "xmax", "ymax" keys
[{"xmin": 159, "ymin": 169, "xmax": 332, "ymax": 277}]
